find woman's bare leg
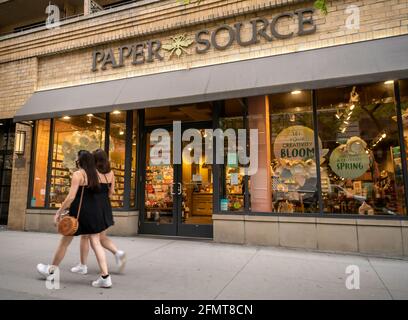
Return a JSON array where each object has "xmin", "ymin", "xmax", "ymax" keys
[
  {"xmin": 51, "ymin": 236, "xmax": 73, "ymax": 267},
  {"xmin": 89, "ymin": 233, "xmax": 109, "ymax": 276},
  {"xmin": 80, "ymin": 235, "xmax": 90, "ymax": 265},
  {"xmin": 100, "ymin": 231, "xmax": 118, "ymax": 255}
]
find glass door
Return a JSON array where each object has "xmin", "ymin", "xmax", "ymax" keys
[
  {"xmin": 177, "ymin": 124, "xmax": 213, "ymax": 237},
  {"xmin": 139, "ymin": 123, "xmax": 213, "ymax": 238},
  {"xmin": 140, "ymin": 128, "xmax": 178, "ymax": 235}
]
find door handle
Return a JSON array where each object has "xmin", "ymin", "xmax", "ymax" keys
[
  {"xmin": 178, "ymin": 183, "xmax": 182, "ymax": 195},
  {"xmin": 170, "ymin": 183, "xmax": 176, "ymax": 195}
]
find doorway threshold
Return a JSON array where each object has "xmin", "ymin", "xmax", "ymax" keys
[{"xmin": 137, "ymin": 233, "xmax": 213, "ymax": 242}]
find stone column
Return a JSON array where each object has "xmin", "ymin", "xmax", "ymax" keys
[{"xmin": 248, "ymin": 96, "xmax": 273, "ymax": 212}]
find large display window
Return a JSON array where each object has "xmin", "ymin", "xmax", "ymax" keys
[
  {"xmin": 268, "ymin": 91, "xmax": 318, "ymax": 214},
  {"xmin": 30, "ymin": 111, "xmax": 138, "ymax": 210},
  {"xmin": 317, "ymin": 83, "xmax": 406, "ymax": 216},
  {"xmin": 109, "ymin": 111, "xmax": 126, "ymax": 208},
  {"xmin": 50, "ymin": 114, "xmax": 106, "ymax": 208}
]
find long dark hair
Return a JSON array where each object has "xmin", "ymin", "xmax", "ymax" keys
[
  {"xmin": 77, "ymin": 150, "xmax": 100, "ymax": 190},
  {"xmin": 93, "ymin": 149, "xmax": 111, "ymax": 174}
]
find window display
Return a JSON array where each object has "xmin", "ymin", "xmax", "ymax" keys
[
  {"xmin": 49, "ymin": 114, "xmax": 106, "ymax": 208},
  {"xmin": 220, "ymin": 99, "xmax": 245, "ymax": 211},
  {"xmin": 31, "ymin": 120, "xmax": 50, "ymax": 207},
  {"xmin": 181, "ymin": 129, "xmax": 213, "ymax": 225},
  {"xmin": 268, "ymin": 91, "xmax": 319, "ymax": 213},
  {"xmin": 109, "ymin": 111, "xmax": 126, "ymax": 208},
  {"xmin": 144, "ymin": 132, "xmax": 174, "ymax": 223},
  {"xmin": 317, "ymin": 82, "xmax": 406, "ymax": 216},
  {"xmin": 130, "ymin": 111, "xmax": 138, "ymax": 207}
]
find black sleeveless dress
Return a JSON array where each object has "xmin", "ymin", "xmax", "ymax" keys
[{"xmin": 68, "ymin": 174, "xmax": 114, "ymax": 236}]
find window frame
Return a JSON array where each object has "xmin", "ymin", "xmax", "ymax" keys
[
  {"xmin": 216, "ymin": 80, "xmax": 408, "ymax": 220},
  {"xmin": 28, "ymin": 111, "xmax": 138, "ymax": 211}
]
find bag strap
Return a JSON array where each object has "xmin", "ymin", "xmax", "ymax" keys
[{"xmin": 76, "ymin": 171, "xmax": 86, "ymax": 221}]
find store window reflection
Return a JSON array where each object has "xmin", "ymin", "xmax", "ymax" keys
[
  {"xmin": 267, "ymin": 91, "xmax": 319, "ymax": 213},
  {"xmin": 50, "ymin": 114, "xmax": 105, "ymax": 208},
  {"xmin": 317, "ymin": 82, "xmax": 406, "ymax": 216},
  {"xmin": 31, "ymin": 120, "xmax": 50, "ymax": 207},
  {"xmin": 220, "ymin": 99, "xmax": 245, "ymax": 212},
  {"xmin": 109, "ymin": 111, "xmax": 126, "ymax": 208}
]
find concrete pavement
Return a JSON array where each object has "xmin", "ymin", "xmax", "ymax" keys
[{"xmin": 0, "ymin": 230, "xmax": 407, "ymax": 300}]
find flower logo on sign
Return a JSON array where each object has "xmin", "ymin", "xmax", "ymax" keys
[{"xmin": 162, "ymin": 34, "xmax": 194, "ymax": 58}]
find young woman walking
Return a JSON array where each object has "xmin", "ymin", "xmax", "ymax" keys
[
  {"xmin": 70, "ymin": 149, "xmax": 126, "ymax": 276},
  {"xmin": 36, "ymin": 150, "xmax": 113, "ymax": 288}
]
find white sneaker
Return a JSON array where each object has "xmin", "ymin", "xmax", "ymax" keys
[
  {"xmin": 70, "ymin": 263, "xmax": 88, "ymax": 275},
  {"xmin": 115, "ymin": 250, "xmax": 127, "ymax": 273},
  {"xmin": 92, "ymin": 275, "xmax": 112, "ymax": 288},
  {"xmin": 36, "ymin": 263, "xmax": 54, "ymax": 279}
]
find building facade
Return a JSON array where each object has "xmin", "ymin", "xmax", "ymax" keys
[{"xmin": 1, "ymin": 0, "xmax": 408, "ymax": 256}]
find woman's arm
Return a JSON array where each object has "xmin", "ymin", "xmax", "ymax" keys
[
  {"xmin": 55, "ymin": 171, "xmax": 82, "ymax": 219},
  {"xmin": 109, "ymin": 172, "xmax": 115, "ymax": 198}
]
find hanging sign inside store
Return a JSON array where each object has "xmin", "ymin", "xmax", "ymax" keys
[
  {"xmin": 273, "ymin": 125, "xmax": 321, "ymax": 161},
  {"xmin": 329, "ymin": 146, "xmax": 370, "ymax": 179},
  {"xmin": 91, "ymin": 8, "xmax": 317, "ymax": 72}
]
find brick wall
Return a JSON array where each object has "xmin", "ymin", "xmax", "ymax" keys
[
  {"xmin": 35, "ymin": 0, "xmax": 408, "ymax": 90},
  {"xmin": 0, "ymin": 58, "xmax": 37, "ymax": 119}
]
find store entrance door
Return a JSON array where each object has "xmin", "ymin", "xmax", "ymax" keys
[{"xmin": 140, "ymin": 122, "xmax": 213, "ymax": 238}]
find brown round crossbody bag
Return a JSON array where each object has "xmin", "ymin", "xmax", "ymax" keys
[{"xmin": 57, "ymin": 180, "xmax": 85, "ymax": 236}]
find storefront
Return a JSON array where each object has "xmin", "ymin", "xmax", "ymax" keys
[{"xmin": 3, "ymin": 0, "xmax": 408, "ymax": 256}]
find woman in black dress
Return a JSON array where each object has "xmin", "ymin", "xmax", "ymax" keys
[
  {"xmin": 36, "ymin": 150, "xmax": 112, "ymax": 288},
  {"xmin": 70, "ymin": 149, "xmax": 126, "ymax": 275}
]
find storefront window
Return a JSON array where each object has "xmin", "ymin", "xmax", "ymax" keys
[
  {"xmin": 50, "ymin": 114, "xmax": 106, "ymax": 208},
  {"xmin": 31, "ymin": 120, "xmax": 50, "ymax": 207},
  {"xmin": 220, "ymin": 99, "xmax": 246, "ymax": 212},
  {"xmin": 267, "ymin": 91, "xmax": 319, "ymax": 213},
  {"xmin": 109, "ymin": 110, "xmax": 126, "ymax": 208},
  {"xmin": 130, "ymin": 111, "xmax": 138, "ymax": 207},
  {"xmin": 317, "ymin": 82, "xmax": 406, "ymax": 216}
]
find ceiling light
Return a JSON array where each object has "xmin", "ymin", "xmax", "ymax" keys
[
  {"xmin": 119, "ymin": 130, "xmax": 125, "ymax": 135},
  {"xmin": 291, "ymin": 90, "xmax": 302, "ymax": 95},
  {"xmin": 62, "ymin": 116, "xmax": 71, "ymax": 120},
  {"xmin": 112, "ymin": 110, "xmax": 121, "ymax": 115},
  {"xmin": 384, "ymin": 80, "xmax": 394, "ymax": 85},
  {"xmin": 87, "ymin": 114, "xmax": 94, "ymax": 117},
  {"xmin": 382, "ymin": 133, "xmax": 387, "ymax": 138}
]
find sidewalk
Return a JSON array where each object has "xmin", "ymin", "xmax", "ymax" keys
[{"xmin": 0, "ymin": 230, "xmax": 407, "ymax": 300}]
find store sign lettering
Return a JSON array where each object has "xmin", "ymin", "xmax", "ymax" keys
[
  {"xmin": 91, "ymin": 7, "xmax": 316, "ymax": 72},
  {"xmin": 274, "ymin": 126, "xmax": 321, "ymax": 161}
]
